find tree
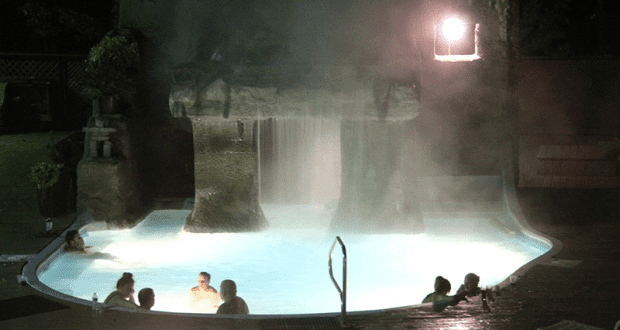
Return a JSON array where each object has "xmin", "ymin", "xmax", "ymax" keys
[{"xmin": 0, "ymin": 0, "xmax": 117, "ymax": 53}]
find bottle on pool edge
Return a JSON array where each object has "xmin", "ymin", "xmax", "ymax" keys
[{"xmin": 92, "ymin": 293, "xmax": 99, "ymax": 312}]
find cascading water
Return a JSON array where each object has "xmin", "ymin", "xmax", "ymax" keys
[{"xmin": 259, "ymin": 117, "xmax": 341, "ymax": 206}]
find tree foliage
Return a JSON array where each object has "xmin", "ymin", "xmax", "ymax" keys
[
  {"xmin": 0, "ymin": 0, "xmax": 117, "ymax": 53},
  {"xmin": 518, "ymin": 0, "xmax": 618, "ymax": 56}
]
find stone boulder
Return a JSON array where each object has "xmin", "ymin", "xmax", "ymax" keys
[
  {"xmin": 185, "ymin": 119, "xmax": 266, "ymax": 233},
  {"xmin": 184, "ymin": 186, "xmax": 267, "ymax": 233}
]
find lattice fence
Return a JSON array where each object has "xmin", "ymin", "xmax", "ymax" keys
[
  {"xmin": 0, "ymin": 54, "xmax": 91, "ymax": 131},
  {"xmin": 0, "ymin": 54, "xmax": 89, "ymax": 102}
]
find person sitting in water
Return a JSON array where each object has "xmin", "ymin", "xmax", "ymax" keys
[
  {"xmin": 216, "ymin": 279, "xmax": 249, "ymax": 315},
  {"xmin": 422, "ymin": 276, "xmax": 461, "ymax": 312},
  {"xmin": 104, "ymin": 272, "xmax": 141, "ymax": 311},
  {"xmin": 64, "ymin": 230, "xmax": 90, "ymax": 252},
  {"xmin": 189, "ymin": 272, "xmax": 220, "ymax": 313},
  {"xmin": 455, "ymin": 273, "xmax": 493, "ymax": 312},
  {"xmin": 138, "ymin": 288, "xmax": 155, "ymax": 311},
  {"xmin": 64, "ymin": 230, "xmax": 118, "ymax": 260}
]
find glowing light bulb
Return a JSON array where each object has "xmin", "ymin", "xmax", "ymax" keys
[{"xmin": 442, "ymin": 18, "xmax": 466, "ymax": 42}]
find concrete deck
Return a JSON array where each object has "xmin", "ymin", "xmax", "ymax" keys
[{"xmin": 2, "ymin": 212, "xmax": 620, "ymax": 329}]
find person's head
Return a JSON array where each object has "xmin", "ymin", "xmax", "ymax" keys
[
  {"xmin": 65, "ymin": 230, "xmax": 85, "ymax": 251},
  {"xmin": 219, "ymin": 279, "xmax": 237, "ymax": 302},
  {"xmin": 116, "ymin": 272, "xmax": 135, "ymax": 298},
  {"xmin": 463, "ymin": 273, "xmax": 480, "ymax": 292},
  {"xmin": 434, "ymin": 276, "xmax": 451, "ymax": 295},
  {"xmin": 198, "ymin": 272, "xmax": 211, "ymax": 290},
  {"xmin": 138, "ymin": 288, "xmax": 155, "ymax": 310}
]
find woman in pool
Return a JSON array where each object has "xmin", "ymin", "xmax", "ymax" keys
[
  {"xmin": 422, "ymin": 276, "xmax": 461, "ymax": 312},
  {"xmin": 104, "ymin": 272, "xmax": 140, "ymax": 311}
]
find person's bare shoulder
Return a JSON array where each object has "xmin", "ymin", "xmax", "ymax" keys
[{"xmin": 190, "ymin": 286, "xmax": 199, "ymax": 292}]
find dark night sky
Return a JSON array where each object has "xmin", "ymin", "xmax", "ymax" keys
[
  {"xmin": 0, "ymin": 0, "xmax": 619, "ymax": 56},
  {"xmin": 0, "ymin": 0, "xmax": 116, "ymax": 54}
]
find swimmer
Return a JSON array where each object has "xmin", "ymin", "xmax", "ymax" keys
[
  {"xmin": 64, "ymin": 229, "xmax": 118, "ymax": 260},
  {"xmin": 189, "ymin": 272, "xmax": 219, "ymax": 313},
  {"xmin": 216, "ymin": 279, "xmax": 249, "ymax": 315}
]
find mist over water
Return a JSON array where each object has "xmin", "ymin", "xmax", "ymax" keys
[{"xmin": 37, "ymin": 117, "xmax": 551, "ymax": 315}]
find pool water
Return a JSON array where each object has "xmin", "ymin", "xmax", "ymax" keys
[{"xmin": 38, "ymin": 204, "xmax": 550, "ymax": 315}]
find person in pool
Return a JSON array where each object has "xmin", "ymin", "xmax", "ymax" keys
[
  {"xmin": 455, "ymin": 273, "xmax": 494, "ymax": 312},
  {"xmin": 64, "ymin": 230, "xmax": 118, "ymax": 260},
  {"xmin": 64, "ymin": 230, "xmax": 89, "ymax": 252},
  {"xmin": 189, "ymin": 272, "xmax": 219, "ymax": 312},
  {"xmin": 138, "ymin": 288, "xmax": 155, "ymax": 311},
  {"xmin": 216, "ymin": 279, "xmax": 249, "ymax": 315},
  {"xmin": 422, "ymin": 276, "xmax": 462, "ymax": 312},
  {"xmin": 104, "ymin": 272, "xmax": 141, "ymax": 311}
]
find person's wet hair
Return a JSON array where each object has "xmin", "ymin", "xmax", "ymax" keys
[
  {"xmin": 465, "ymin": 273, "xmax": 480, "ymax": 285},
  {"xmin": 65, "ymin": 230, "xmax": 79, "ymax": 245},
  {"xmin": 434, "ymin": 276, "xmax": 451, "ymax": 294},
  {"xmin": 138, "ymin": 288, "xmax": 154, "ymax": 308},
  {"xmin": 199, "ymin": 272, "xmax": 211, "ymax": 281},
  {"xmin": 220, "ymin": 279, "xmax": 237, "ymax": 302},
  {"xmin": 116, "ymin": 272, "xmax": 134, "ymax": 289}
]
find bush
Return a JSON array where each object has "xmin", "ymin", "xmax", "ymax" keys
[
  {"xmin": 30, "ymin": 162, "xmax": 64, "ymax": 190},
  {"xmin": 81, "ymin": 30, "xmax": 139, "ymax": 100}
]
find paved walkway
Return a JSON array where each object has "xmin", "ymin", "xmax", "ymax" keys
[{"xmin": 1, "ymin": 213, "xmax": 620, "ymax": 329}]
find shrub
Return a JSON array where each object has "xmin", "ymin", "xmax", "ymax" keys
[
  {"xmin": 30, "ymin": 162, "xmax": 64, "ymax": 190},
  {"xmin": 81, "ymin": 30, "xmax": 139, "ymax": 100}
]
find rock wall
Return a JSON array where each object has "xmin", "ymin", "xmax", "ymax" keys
[
  {"xmin": 77, "ymin": 115, "xmax": 140, "ymax": 224},
  {"xmin": 113, "ymin": 0, "xmax": 513, "ymax": 231}
]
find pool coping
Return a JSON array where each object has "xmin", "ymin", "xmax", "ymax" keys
[{"xmin": 20, "ymin": 168, "xmax": 563, "ymax": 320}]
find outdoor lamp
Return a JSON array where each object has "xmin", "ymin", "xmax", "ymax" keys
[{"xmin": 434, "ymin": 15, "xmax": 481, "ymax": 62}]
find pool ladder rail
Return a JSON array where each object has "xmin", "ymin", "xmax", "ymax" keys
[{"xmin": 328, "ymin": 236, "xmax": 347, "ymax": 326}]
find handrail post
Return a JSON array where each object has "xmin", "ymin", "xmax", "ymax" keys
[{"xmin": 328, "ymin": 236, "xmax": 347, "ymax": 325}]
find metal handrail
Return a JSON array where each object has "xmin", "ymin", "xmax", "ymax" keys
[{"xmin": 328, "ymin": 236, "xmax": 347, "ymax": 325}]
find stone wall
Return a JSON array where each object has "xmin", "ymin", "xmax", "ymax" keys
[{"xmin": 77, "ymin": 115, "xmax": 140, "ymax": 224}]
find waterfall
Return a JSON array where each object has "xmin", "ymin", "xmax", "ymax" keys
[{"xmin": 259, "ymin": 117, "xmax": 341, "ymax": 205}]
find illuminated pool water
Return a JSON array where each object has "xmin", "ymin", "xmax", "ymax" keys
[{"xmin": 38, "ymin": 203, "xmax": 550, "ymax": 315}]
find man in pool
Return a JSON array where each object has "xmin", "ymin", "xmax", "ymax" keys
[
  {"xmin": 189, "ymin": 272, "xmax": 219, "ymax": 313},
  {"xmin": 216, "ymin": 279, "xmax": 249, "ymax": 315},
  {"xmin": 138, "ymin": 288, "xmax": 155, "ymax": 311},
  {"xmin": 64, "ymin": 230, "xmax": 117, "ymax": 260},
  {"xmin": 65, "ymin": 230, "xmax": 89, "ymax": 252}
]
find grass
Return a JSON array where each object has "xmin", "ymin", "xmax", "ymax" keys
[
  {"xmin": 0, "ymin": 131, "xmax": 73, "ymax": 222},
  {"xmin": 0, "ymin": 131, "xmax": 78, "ymax": 254}
]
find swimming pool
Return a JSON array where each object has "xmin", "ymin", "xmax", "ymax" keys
[{"xmin": 36, "ymin": 200, "xmax": 551, "ymax": 315}]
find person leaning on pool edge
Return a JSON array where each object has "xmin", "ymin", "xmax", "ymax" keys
[
  {"xmin": 455, "ymin": 273, "xmax": 494, "ymax": 312},
  {"xmin": 216, "ymin": 279, "xmax": 249, "ymax": 315},
  {"xmin": 64, "ymin": 230, "xmax": 89, "ymax": 252},
  {"xmin": 64, "ymin": 229, "xmax": 119, "ymax": 260},
  {"xmin": 422, "ymin": 276, "xmax": 461, "ymax": 312},
  {"xmin": 138, "ymin": 288, "xmax": 155, "ymax": 311}
]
